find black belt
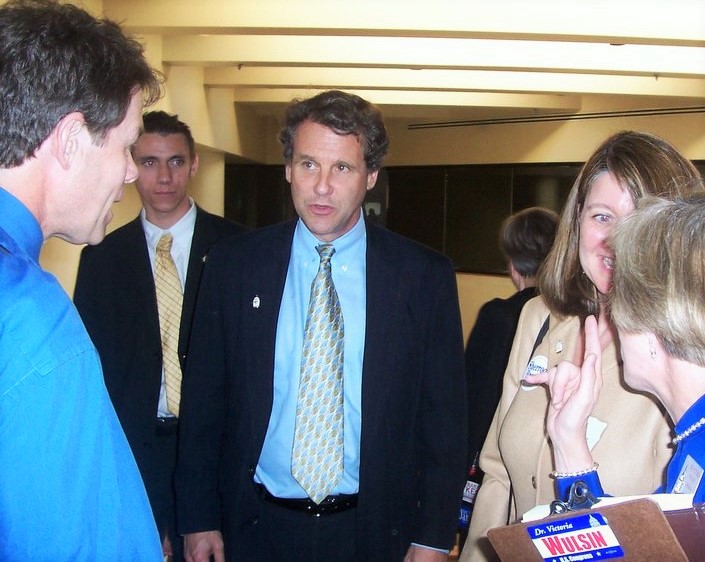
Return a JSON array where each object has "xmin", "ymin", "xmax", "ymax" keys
[
  {"xmin": 256, "ymin": 484, "xmax": 357, "ymax": 516},
  {"xmin": 156, "ymin": 416, "xmax": 178, "ymax": 435}
]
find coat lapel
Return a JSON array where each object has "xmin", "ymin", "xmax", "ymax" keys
[
  {"xmin": 247, "ymin": 222, "xmax": 297, "ymax": 447},
  {"xmin": 121, "ymin": 218, "xmax": 161, "ymax": 342},
  {"xmin": 360, "ymin": 224, "xmax": 402, "ymax": 438},
  {"xmin": 180, "ymin": 207, "xmax": 213, "ymax": 352}
]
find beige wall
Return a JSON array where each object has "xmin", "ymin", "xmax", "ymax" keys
[
  {"xmin": 385, "ymin": 113, "xmax": 705, "ymax": 167},
  {"xmin": 457, "ymin": 273, "xmax": 515, "ymax": 343}
]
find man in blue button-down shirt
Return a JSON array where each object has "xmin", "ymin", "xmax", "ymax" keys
[{"xmin": 0, "ymin": 2, "xmax": 162, "ymax": 559}]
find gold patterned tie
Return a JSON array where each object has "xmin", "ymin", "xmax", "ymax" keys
[
  {"xmin": 155, "ymin": 233, "xmax": 183, "ymax": 417},
  {"xmin": 291, "ymin": 244, "xmax": 344, "ymax": 504}
]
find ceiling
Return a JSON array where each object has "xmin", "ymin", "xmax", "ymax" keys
[{"xmin": 104, "ymin": 0, "xmax": 705, "ymax": 129}]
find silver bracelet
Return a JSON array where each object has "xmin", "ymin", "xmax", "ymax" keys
[{"xmin": 550, "ymin": 462, "xmax": 599, "ymax": 479}]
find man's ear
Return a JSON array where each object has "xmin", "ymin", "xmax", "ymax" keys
[
  {"xmin": 285, "ymin": 163, "xmax": 292, "ymax": 183},
  {"xmin": 366, "ymin": 169, "xmax": 379, "ymax": 190},
  {"xmin": 51, "ymin": 112, "xmax": 86, "ymax": 170},
  {"xmin": 189, "ymin": 152, "xmax": 200, "ymax": 178}
]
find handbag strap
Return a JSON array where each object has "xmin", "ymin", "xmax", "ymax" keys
[
  {"xmin": 529, "ymin": 315, "xmax": 550, "ymax": 360},
  {"xmin": 506, "ymin": 314, "xmax": 550, "ymax": 525}
]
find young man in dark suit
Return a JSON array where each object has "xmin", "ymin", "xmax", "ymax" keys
[
  {"xmin": 175, "ymin": 90, "xmax": 467, "ymax": 562},
  {"xmin": 74, "ymin": 111, "xmax": 245, "ymax": 561}
]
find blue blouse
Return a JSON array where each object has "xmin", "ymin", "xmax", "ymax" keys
[{"xmin": 556, "ymin": 393, "xmax": 705, "ymax": 505}]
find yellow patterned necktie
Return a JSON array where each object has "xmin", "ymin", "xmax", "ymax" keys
[
  {"xmin": 155, "ymin": 233, "xmax": 183, "ymax": 417},
  {"xmin": 291, "ymin": 244, "xmax": 345, "ymax": 504}
]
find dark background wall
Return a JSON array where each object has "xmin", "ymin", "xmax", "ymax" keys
[{"xmin": 225, "ymin": 161, "xmax": 705, "ymax": 275}]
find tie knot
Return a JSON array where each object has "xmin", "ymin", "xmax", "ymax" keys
[
  {"xmin": 157, "ymin": 233, "xmax": 174, "ymax": 254},
  {"xmin": 316, "ymin": 244, "xmax": 335, "ymax": 263}
]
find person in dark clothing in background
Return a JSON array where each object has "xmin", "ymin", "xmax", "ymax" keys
[{"xmin": 465, "ymin": 207, "xmax": 558, "ymax": 469}]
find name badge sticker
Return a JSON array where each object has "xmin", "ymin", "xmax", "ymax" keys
[
  {"xmin": 673, "ymin": 454, "xmax": 704, "ymax": 494},
  {"xmin": 527, "ymin": 512, "xmax": 625, "ymax": 562},
  {"xmin": 521, "ymin": 355, "xmax": 548, "ymax": 391}
]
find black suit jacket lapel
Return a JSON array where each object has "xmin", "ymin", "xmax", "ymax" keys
[
  {"xmin": 180, "ymin": 207, "xmax": 211, "ymax": 354},
  {"xmin": 121, "ymin": 217, "xmax": 161, "ymax": 344},
  {"xmin": 360, "ymin": 223, "xmax": 401, "ymax": 446},
  {"xmin": 247, "ymin": 221, "xmax": 296, "ymax": 448}
]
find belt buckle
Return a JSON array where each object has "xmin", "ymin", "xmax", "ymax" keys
[
  {"xmin": 308, "ymin": 494, "xmax": 356, "ymax": 516},
  {"xmin": 257, "ymin": 485, "xmax": 357, "ymax": 516}
]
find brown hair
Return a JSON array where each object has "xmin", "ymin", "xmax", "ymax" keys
[
  {"xmin": 501, "ymin": 207, "xmax": 559, "ymax": 277},
  {"xmin": 0, "ymin": 0, "xmax": 161, "ymax": 167},
  {"xmin": 539, "ymin": 130, "xmax": 702, "ymax": 319},
  {"xmin": 278, "ymin": 90, "xmax": 389, "ymax": 171}
]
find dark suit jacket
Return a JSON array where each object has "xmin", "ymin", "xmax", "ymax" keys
[
  {"xmin": 73, "ymin": 207, "xmax": 245, "ymax": 500},
  {"xmin": 464, "ymin": 287, "xmax": 537, "ymax": 466},
  {"xmin": 175, "ymin": 219, "xmax": 467, "ymax": 562}
]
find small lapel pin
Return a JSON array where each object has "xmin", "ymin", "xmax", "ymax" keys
[
  {"xmin": 252, "ymin": 295, "xmax": 260, "ymax": 308},
  {"xmin": 555, "ymin": 341, "xmax": 563, "ymax": 354},
  {"xmin": 202, "ymin": 254, "xmax": 207, "ymax": 263}
]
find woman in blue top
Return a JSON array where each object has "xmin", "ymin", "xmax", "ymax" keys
[{"xmin": 533, "ymin": 193, "xmax": 705, "ymax": 504}]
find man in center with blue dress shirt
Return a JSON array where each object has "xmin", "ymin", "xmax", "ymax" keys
[{"xmin": 175, "ymin": 90, "xmax": 467, "ymax": 562}]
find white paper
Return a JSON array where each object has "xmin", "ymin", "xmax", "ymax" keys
[{"xmin": 522, "ymin": 493, "xmax": 696, "ymax": 523}]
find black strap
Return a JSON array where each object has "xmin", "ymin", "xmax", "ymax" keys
[
  {"xmin": 506, "ymin": 314, "xmax": 550, "ymax": 525},
  {"xmin": 529, "ymin": 315, "xmax": 550, "ymax": 360}
]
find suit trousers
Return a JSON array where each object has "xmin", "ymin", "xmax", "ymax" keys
[
  {"xmin": 146, "ymin": 418, "xmax": 184, "ymax": 562},
  {"xmin": 225, "ymin": 491, "xmax": 357, "ymax": 562}
]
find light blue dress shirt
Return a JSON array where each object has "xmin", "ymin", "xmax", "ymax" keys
[{"xmin": 256, "ymin": 211, "xmax": 367, "ymax": 498}]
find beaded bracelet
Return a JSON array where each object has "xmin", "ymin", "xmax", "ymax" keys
[{"xmin": 549, "ymin": 462, "xmax": 599, "ymax": 479}]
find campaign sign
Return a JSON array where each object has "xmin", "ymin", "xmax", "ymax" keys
[{"xmin": 527, "ymin": 513, "xmax": 625, "ymax": 562}]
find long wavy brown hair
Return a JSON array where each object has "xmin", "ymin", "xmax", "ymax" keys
[{"xmin": 539, "ymin": 130, "xmax": 703, "ymax": 319}]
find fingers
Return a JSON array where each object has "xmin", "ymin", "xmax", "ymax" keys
[
  {"xmin": 528, "ymin": 370, "xmax": 548, "ymax": 385},
  {"xmin": 527, "ymin": 362, "xmax": 581, "ymax": 408},
  {"xmin": 567, "ymin": 315, "xmax": 602, "ymax": 406},
  {"xmin": 184, "ymin": 531, "xmax": 224, "ymax": 562},
  {"xmin": 547, "ymin": 363, "xmax": 581, "ymax": 407},
  {"xmin": 526, "ymin": 316, "xmax": 603, "ymax": 409},
  {"xmin": 577, "ymin": 316, "xmax": 603, "ymax": 399},
  {"xmin": 579, "ymin": 352, "xmax": 597, "ymax": 393},
  {"xmin": 583, "ymin": 315, "xmax": 601, "ymax": 367}
]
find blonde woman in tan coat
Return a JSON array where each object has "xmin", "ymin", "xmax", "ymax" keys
[{"xmin": 461, "ymin": 130, "xmax": 703, "ymax": 561}]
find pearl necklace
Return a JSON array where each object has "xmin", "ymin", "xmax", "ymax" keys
[{"xmin": 672, "ymin": 417, "xmax": 705, "ymax": 445}]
